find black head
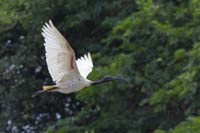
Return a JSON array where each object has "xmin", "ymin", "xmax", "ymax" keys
[{"xmin": 103, "ymin": 76, "xmax": 114, "ymax": 82}]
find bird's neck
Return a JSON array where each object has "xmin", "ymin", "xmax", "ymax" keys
[
  {"xmin": 90, "ymin": 76, "xmax": 129, "ymax": 86},
  {"xmin": 90, "ymin": 77, "xmax": 113, "ymax": 86}
]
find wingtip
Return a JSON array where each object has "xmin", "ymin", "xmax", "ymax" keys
[
  {"xmin": 41, "ymin": 31, "xmax": 45, "ymax": 37},
  {"xmin": 49, "ymin": 19, "xmax": 54, "ymax": 27},
  {"xmin": 87, "ymin": 52, "xmax": 90, "ymax": 57},
  {"xmin": 88, "ymin": 52, "xmax": 93, "ymax": 63},
  {"xmin": 41, "ymin": 19, "xmax": 55, "ymax": 33},
  {"xmin": 41, "ymin": 23, "xmax": 47, "ymax": 31},
  {"xmin": 45, "ymin": 22, "xmax": 50, "ymax": 28},
  {"xmin": 43, "ymin": 19, "xmax": 53, "ymax": 28}
]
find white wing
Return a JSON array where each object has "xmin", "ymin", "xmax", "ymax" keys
[
  {"xmin": 76, "ymin": 53, "xmax": 93, "ymax": 78},
  {"xmin": 42, "ymin": 20, "xmax": 79, "ymax": 83}
]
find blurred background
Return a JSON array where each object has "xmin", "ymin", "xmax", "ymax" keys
[{"xmin": 1, "ymin": 0, "xmax": 200, "ymax": 132}]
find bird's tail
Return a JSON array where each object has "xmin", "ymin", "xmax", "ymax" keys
[{"xmin": 43, "ymin": 85, "xmax": 58, "ymax": 91}]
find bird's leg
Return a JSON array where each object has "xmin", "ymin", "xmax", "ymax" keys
[
  {"xmin": 32, "ymin": 90, "xmax": 47, "ymax": 97},
  {"xmin": 32, "ymin": 86, "xmax": 58, "ymax": 97}
]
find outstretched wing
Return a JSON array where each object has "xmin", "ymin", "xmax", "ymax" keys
[
  {"xmin": 42, "ymin": 20, "xmax": 79, "ymax": 83},
  {"xmin": 76, "ymin": 53, "xmax": 93, "ymax": 78}
]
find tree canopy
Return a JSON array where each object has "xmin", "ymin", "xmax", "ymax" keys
[{"xmin": 1, "ymin": 0, "xmax": 200, "ymax": 132}]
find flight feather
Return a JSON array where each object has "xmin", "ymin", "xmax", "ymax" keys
[
  {"xmin": 76, "ymin": 53, "xmax": 93, "ymax": 78},
  {"xmin": 41, "ymin": 20, "xmax": 78, "ymax": 83}
]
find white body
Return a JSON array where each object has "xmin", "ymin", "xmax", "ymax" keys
[
  {"xmin": 56, "ymin": 72, "xmax": 91, "ymax": 94},
  {"xmin": 41, "ymin": 20, "xmax": 94, "ymax": 94}
]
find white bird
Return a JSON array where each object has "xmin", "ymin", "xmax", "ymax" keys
[{"xmin": 33, "ymin": 20, "xmax": 127, "ymax": 97}]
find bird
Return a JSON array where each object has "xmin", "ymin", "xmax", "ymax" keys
[{"xmin": 33, "ymin": 20, "xmax": 128, "ymax": 97}]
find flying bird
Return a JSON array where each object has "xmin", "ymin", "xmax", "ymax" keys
[{"xmin": 33, "ymin": 20, "xmax": 128, "ymax": 97}]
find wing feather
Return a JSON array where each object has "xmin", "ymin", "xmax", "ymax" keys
[
  {"xmin": 42, "ymin": 20, "xmax": 79, "ymax": 83},
  {"xmin": 76, "ymin": 53, "xmax": 93, "ymax": 78}
]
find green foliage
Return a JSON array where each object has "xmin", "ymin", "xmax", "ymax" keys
[
  {"xmin": 1, "ymin": 0, "xmax": 200, "ymax": 132},
  {"xmin": 47, "ymin": 0, "xmax": 200, "ymax": 132},
  {"xmin": 154, "ymin": 117, "xmax": 200, "ymax": 133},
  {"xmin": 171, "ymin": 117, "xmax": 200, "ymax": 133}
]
